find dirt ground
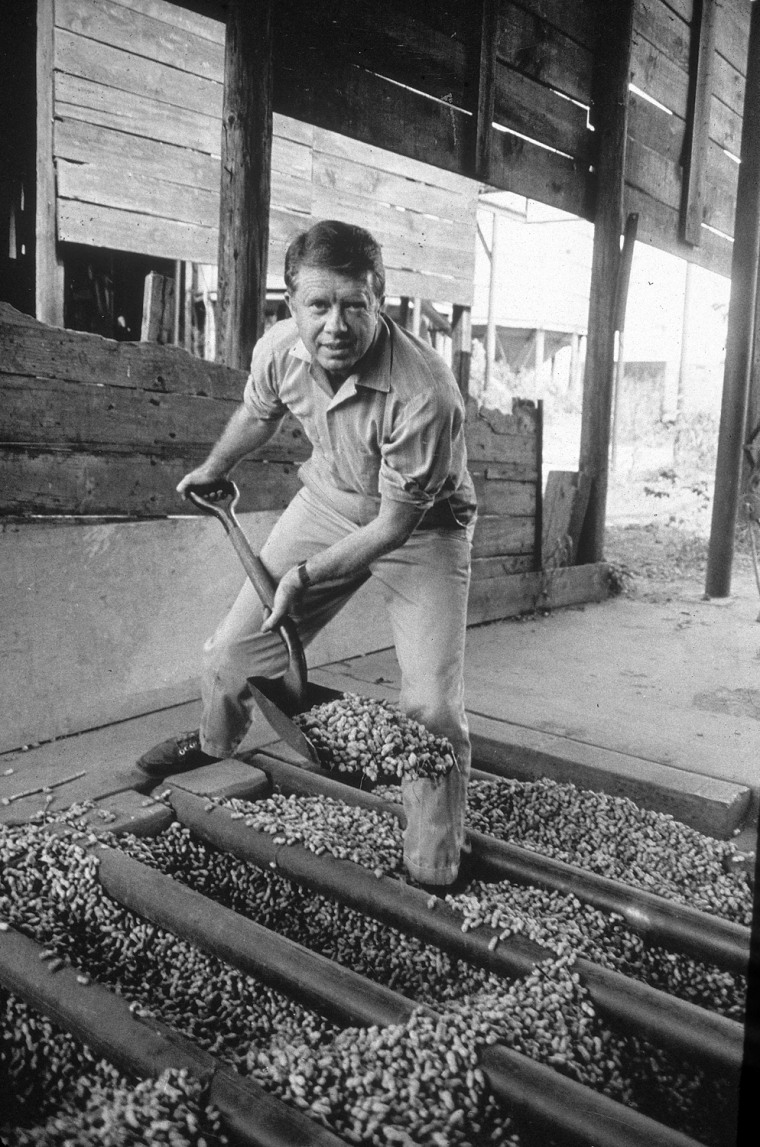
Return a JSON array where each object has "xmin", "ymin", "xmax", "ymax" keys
[{"xmin": 604, "ymin": 472, "xmax": 758, "ymax": 605}]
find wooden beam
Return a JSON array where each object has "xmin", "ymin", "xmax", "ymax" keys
[
  {"xmin": 451, "ymin": 304, "xmax": 472, "ymax": 398},
  {"xmin": 705, "ymin": 0, "xmax": 760, "ymax": 596},
  {"xmin": 610, "ymin": 212, "xmax": 639, "ymax": 472},
  {"xmin": 216, "ymin": 0, "xmax": 273, "ymax": 370},
  {"xmin": 140, "ymin": 271, "xmax": 175, "ymax": 344},
  {"xmin": 682, "ymin": 0, "xmax": 719, "ymax": 246},
  {"xmin": 410, "ymin": 297, "xmax": 422, "ymax": 337},
  {"xmin": 35, "ymin": 0, "xmax": 63, "ymax": 325},
  {"xmin": 576, "ymin": 0, "xmax": 635, "ymax": 564},
  {"xmin": 474, "ymin": 0, "xmax": 500, "ymax": 179},
  {"xmin": 485, "ymin": 212, "xmax": 504, "ymax": 395}
]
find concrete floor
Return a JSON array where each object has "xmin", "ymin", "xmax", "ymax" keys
[{"xmin": 3, "ymin": 565, "xmax": 758, "ymax": 846}]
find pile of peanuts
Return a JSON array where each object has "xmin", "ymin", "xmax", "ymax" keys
[
  {"xmin": 461, "ymin": 777, "xmax": 753, "ymax": 926},
  {"xmin": 0, "ymin": 764, "xmax": 746, "ymax": 1147},
  {"xmin": 1, "ymin": 989, "xmax": 227, "ymax": 1146},
  {"xmin": 293, "ymin": 693, "xmax": 456, "ymax": 783}
]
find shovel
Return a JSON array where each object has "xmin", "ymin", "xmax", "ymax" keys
[{"xmin": 186, "ymin": 478, "xmax": 320, "ymax": 764}]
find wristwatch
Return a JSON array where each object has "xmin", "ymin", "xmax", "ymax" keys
[{"xmin": 296, "ymin": 561, "xmax": 312, "ymax": 590}]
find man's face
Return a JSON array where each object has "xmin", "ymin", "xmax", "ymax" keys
[{"xmin": 286, "ymin": 266, "xmax": 384, "ymax": 379}]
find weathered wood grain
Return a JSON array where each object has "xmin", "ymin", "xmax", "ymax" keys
[
  {"xmin": 56, "ymin": 157, "xmax": 220, "ymax": 228},
  {"xmin": 634, "ymin": 0, "xmax": 746, "ymax": 116},
  {"xmin": 57, "ymin": 200, "xmax": 218, "ymax": 263},
  {"xmin": 55, "ymin": 117, "xmax": 220, "ymax": 190},
  {"xmin": 0, "ymin": 450, "xmax": 303, "ymax": 517},
  {"xmin": 465, "ymin": 400, "xmax": 540, "ymax": 470},
  {"xmin": 55, "ymin": 71, "xmax": 222, "ymax": 155},
  {"xmin": 0, "ymin": 301, "xmax": 244, "ymax": 397},
  {"xmin": 514, "ymin": 0, "xmax": 603, "ymax": 51},
  {"xmin": 56, "ymin": 0, "xmax": 225, "ymax": 81},
  {"xmin": 309, "ymin": 186, "xmax": 475, "ymax": 283},
  {"xmin": 578, "ymin": 0, "xmax": 635, "ymax": 564},
  {"xmin": 54, "ymin": 27, "xmax": 223, "ymax": 118},
  {"xmin": 470, "ymin": 553, "xmax": 535, "ymax": 579},
  {"xmin": 624, "ymin": 183, "xmax": 732, "ymax": 276},
  {"xmin": 310, "ymin": 148, "xmax": 475, "ymax": 228},
  {"xmin": 660, "ymin": 0, "xmax": 751, "ymax": 74},
  {"xmin": 472, "ymin": 514, "xmax": 536, "ymax": 558},
  {"xmin": 275, "ymin": 0, "xmax": 473, "ymax": 109},
  {"xmin": 274, "ymin": 52, "xmax": 471, "ymax": 179},
  {"xmin": 493, "ymin": 60, "xmax": 593, "ymax": 163},
  {"xmin": 625, "ymin": 134, "xmax": 738, "ymax": 239},
  {"xmin": 115, "ymin": 0, "xmax": 225, "ymax": 44},
  {"xmin": 496, "ymin": 2, "xmax": 594, "ymax": 104},
  {"xmin": 631, "ymin": 24, "xmax": 743, "ymax": 155},
  {"xmin": 37, "ymin": 0, "xmax": 64, "ymax": 326},
  {"xmin": 470, "ymin": 469, "xmax": 537, "ymax": 516},
  {"xmin": 216, "ymin": 0, "xmax": 273, "ymax": 369},
  {"xmin": 376, "ymin": 267, "xmax": 474, "ymax": 308},
  {"xmin": 311, "ymin": 127, "xmax": 475, "ymax": 200},
  {"xmin": 486, "ymin": 123, "xmax": 590, "ymax": 220},
  {"xmin": 542, "ymin": 470, "xmax": 589, "ymax": 568},
  {"xmin": 467, "ymin": 562, "xmax": 609, "ymax": 625}
]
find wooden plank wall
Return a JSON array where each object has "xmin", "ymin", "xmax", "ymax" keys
[
  {"xmin": 51, "ymin": 0, "xmax": 476, "ymax": 304},
  {"xmin": 48, "ymin": 0, "xmax": 751, "ymax": 288},
  {"xmin": 0, "ymin": 301, "xmax": 309, "ymax": 516},
  {"xmin": 0, "ymin": 302, "xmax": 541, "ymax": 551},
  {"xmin": 627, "ymin": 0, "xmax": 749, "ymax": 276},
  {"xmin": 272, "ymin": 0, "xmax": 749, "ymax": 278},
  {"xmin": 0, "ymin": 301, "xmax": 542, "ymax": 750},
  {"xmin": 467, "ymin": 399, "xmax": 541, "ymax": 596}
]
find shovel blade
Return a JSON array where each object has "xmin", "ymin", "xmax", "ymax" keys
[{"xmin": 248, "ymin": 681, "xmax": 320, "ymax": 765}]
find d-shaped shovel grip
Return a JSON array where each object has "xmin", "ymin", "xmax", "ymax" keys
[
  {"xmin": 186, "ymin": 478, "xmax": 277, "ymax": 609},
  {"xmin": 185, "ymin": 478, "xmax": 308, "ymax": 708}
]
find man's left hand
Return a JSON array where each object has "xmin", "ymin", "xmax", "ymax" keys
[{"xmin": 261, "ymin": 567, "xmax": 304, "ymax": 632}]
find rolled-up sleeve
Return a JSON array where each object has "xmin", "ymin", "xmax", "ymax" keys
[
  {"xmin": 242, "ymin": 329, "xmax": 288, "ymax": 422},
  {"xmin": 379, "ymin": 391, "xmax": 463, "ymax": 509}
]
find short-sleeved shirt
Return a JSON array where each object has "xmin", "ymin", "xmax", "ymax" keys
[{"xmin": 243, "ymin": 314, "xmax": 477, "ymax": 529}]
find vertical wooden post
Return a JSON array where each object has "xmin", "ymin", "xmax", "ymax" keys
[
  {"xmin": 411, "ymin": 297, "xmax": 422, "ymax": 337},
  {"xmin": 534, "ymin": 327, "xmax": 545, "ymax": 396},
  {"xmin": 485, "ymin": 212, "xmax": 503, "ymax": 395},
  {"xmin": 682, "ymin": 0, "xmax": 718, "ymax": 246},
  {"xmin": 674, "ymin": 261, "xmax": 695, "ymax": 468},
  {"xmin": 569, "ymin": 331, "xmax": 580, "ymax": 395},
  {"xmin": 216, "ymin": 0, "xmax": 273, "ymax": 371},
  {"xmin": 184, "ymin": 261, "xmax": 194, "ymax": 353},
  {"xmin": 172, "ymin": 260, "xmax": 182, "ymax": 345},
  {"xmin": 609, "ymin": 212, "xmax": 638, "ymax": 473},
  {"xmin": 576, "ymin": 0, "xmax": 635, "ymax": 564},
  {"xmin": 705, "ymin": 0, "xmax": 760, "ymax": 596},
  {"xmin": 474, "ymin": 0, "xmax": 500, "ymax": 179},
  {"xmin": 451, "ymin": 305, "xmax": 472, "ymax": 400},
  {"xmin": 35, "ymin": 0, "xmax": 64, "ymax": 326}
]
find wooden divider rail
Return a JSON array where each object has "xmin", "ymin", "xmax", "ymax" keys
[
  {"xmin": 253, "ymin": 750, "xmax": 752, "ymax": 976},
  {"xmin": 0, "ymin": 926, "xmax": 348, "ymax": 1147},
  {"xmin": 168, "ymin": 787, "xmax": 745, "ymax": 1078}
]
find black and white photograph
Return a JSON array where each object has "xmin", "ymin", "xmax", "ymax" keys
[{"xmin": 0, "ymin": 1, "xmax": 758, "ymax": 1144}]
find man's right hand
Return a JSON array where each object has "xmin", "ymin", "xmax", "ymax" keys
[
  {"xmin": 175, "ymin": 404, "xmax": 281, "ymax": 501},
  {"xmin": 176, "ymin": 464, "xmax": 228, "ymax": 499}
]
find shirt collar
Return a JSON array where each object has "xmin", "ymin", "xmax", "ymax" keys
[{"xmin": 288, "ymin": 315, "xmax": 392, "ymax": 394}]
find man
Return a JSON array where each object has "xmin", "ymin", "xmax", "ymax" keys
[{"xmin": 138, "ymin": 221, "xmax": 477, "ymax": 888}]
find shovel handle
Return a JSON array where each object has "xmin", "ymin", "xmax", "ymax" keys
[{"xmin": 185, "ymin": 479, "xmax": 276, "ymax": 610}]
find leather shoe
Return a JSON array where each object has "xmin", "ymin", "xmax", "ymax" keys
[{"xmin": 136, "ymin": 730, "xmax": 219, "ymax": 778}]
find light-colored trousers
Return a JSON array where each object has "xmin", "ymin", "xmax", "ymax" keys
[{"xmin": 199, "ymin": 485, "xmax": 472, "ymax": 885}]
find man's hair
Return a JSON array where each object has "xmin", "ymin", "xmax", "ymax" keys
[{"xmin": 284, "ymin": 220, "xmax": 385, "ymax": 298}]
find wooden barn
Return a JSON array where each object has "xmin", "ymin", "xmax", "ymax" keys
[
  {"xmin": 3, "ymin": 0, "xmax": 756, "ymax": 753},
  {"xmin": 0, "ymin": 3, "xmax": 758, "ymax": 1145}
]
